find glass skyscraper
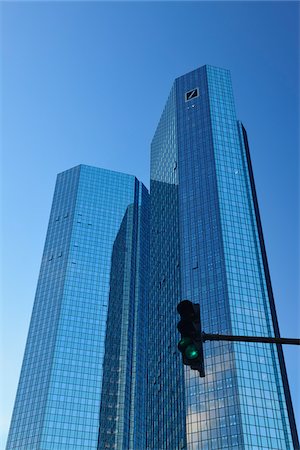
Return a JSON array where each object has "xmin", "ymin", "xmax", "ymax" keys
[
  {"xmin": 6, "ymin": 165, "xmax": 149, "ymax": 450},
  {"xmin": 148, "ymin": 65, "xmax": 298, "ymax": 450},
  {"xmin": 7, "ymin": 66, "xmax": 298, "ymax": 450}
]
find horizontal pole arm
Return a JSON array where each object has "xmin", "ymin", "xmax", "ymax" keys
[{"xmin": 202, "ymin": 332, "xmax": 300, "ymax": 346}]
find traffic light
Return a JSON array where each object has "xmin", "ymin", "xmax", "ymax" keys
[{"xmin": 177, "ymin": 300, "xmax": 205, "ymax": 377}]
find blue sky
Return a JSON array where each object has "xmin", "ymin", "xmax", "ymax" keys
[{"xmin": 1, "ymin": 1, "xmax": 299, "ymax": 446}]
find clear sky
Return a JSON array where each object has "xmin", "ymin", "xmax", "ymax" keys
[{"xmin": 1, "ymin": 1, "xmax": 299, "ymax": 447}]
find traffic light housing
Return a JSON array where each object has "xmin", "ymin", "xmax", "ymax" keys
[{"xmin": 177, "ymin": 300, "xmax": 205, "ymax": 377}]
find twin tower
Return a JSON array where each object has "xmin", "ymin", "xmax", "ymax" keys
[{"xmin": 7, "ymin": 66, "xmax": 298, "ymax": 450}]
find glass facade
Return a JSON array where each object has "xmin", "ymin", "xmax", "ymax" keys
[
  {"xmin": 99, "ymin": 188, "xmax": 149, "ymax": 450},
  {"xmin": 148, "ymin": 65, "xmax": 298, "ymax": 450},
  {"xmin": 6, "ymin": 65, "xmax": 298, "ymax": 450},
  {"xmin": 6, "ymin": 165, "xmax": 149, "ymax": 450}
]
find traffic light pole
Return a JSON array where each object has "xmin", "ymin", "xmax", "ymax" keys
[{"xmin": 202, "ymin": 332, "xmax": 300, "ymax": 346}]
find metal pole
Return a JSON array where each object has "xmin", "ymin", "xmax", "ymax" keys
[{"xmin": 202, "ymin": 332, "xmax": 300, "ymax": 346}]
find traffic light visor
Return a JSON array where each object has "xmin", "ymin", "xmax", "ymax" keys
[{"xmin": 177, "ymin": 300, "xmax": 197, "ymax": 317}]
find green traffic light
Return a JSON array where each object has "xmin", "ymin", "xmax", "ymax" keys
[
  {"xmin": 178, "ymin": 337, "xmax": 192, "ymax": 352},
  {"xmin": 185, "ymin": 344, "xmax": 199, "ymax": 360}
]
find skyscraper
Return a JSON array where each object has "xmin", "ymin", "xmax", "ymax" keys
[
  {"xmin": 148, "ymin": 65, "xmax": 298, "ymax": 450},
  {"xmin": 6, "ymin": 165, "xmax": 149, "ymax": 450},
  {"xmin": 7, "ymin": 66, "xmax": 298, "ymax": 450}
]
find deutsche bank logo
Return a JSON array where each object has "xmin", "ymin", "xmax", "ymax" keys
[{"xmin": 185, "ymin": 88, "xmax": 199, "ymax": 102}]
